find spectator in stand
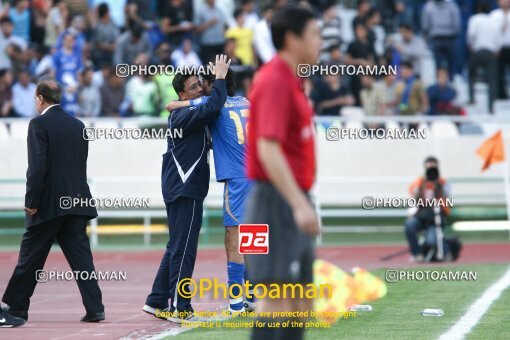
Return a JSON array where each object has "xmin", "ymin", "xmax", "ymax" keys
[
  {"xmin": 78, "ymin": 66, "xmax": 101, "ymax": 117},
  {"xmin": 360, "ymin": 74, "xmax": 386, "ymax": 117},
  {"xmin": 53, "ymin": 32, "xmax": 82, "ymax": 116},
  {"xmin": 311, "ymin": 74, "xmax": 355, "ymax": 116},
  {"xmin": 388, "ymin": 23, "xmax": 427, "ymax": 76},
  {"xmin": 240, "ymin": 0, "xmax": 259, "ymax": 30},
  {"xmin": 491, "ymin": 0, "xmax": 510, "ymax": 99},
  {"xmin": 171, "ymin": 38, "xmax": 201, "ymax": 66},
  {"xmin": 124, "ymin": 53, "xmax": 158, "ymax": 116},
  {"xmin": 0, "ymin": 69, "xmax": 14, "ymax": 117},
  {"xmin": 9, "ymin": 0, "xmax": 30, "ymax": 43},
  {"xmin": 12, "ymin": 68, "xmax": 36, "ymax": 117},
  {"xmin": 29, "ymin": 43, "xmax": 54, "ymax": 78},
  {"xmin": 31, "ymin": 0, "xmax": 51, "ymax": 46},
  {"xmin": 0, "ymin": 17, "xmax": 29, "ymax": 79},
  {"xmin": 380, "ymin": 73, "xmax": 398, "ymax": 115},
  {"xmin": 318, "ymin": 1, "xmax": 342, "ymax": 60},
  {"xmin": 126, "ymin": 0, "xmax": 157, "ymax": 29},
  {"xmin": 321, "ymin": 43, "xmax": 346, "ymax": 65},
  {"xmin": 92, "ymin": 3, "xmax": 119, "ymax": 67},
  {"xmin": 160, "ymin": 0, "xmax": 193, "ymax": 49},
  {"xmin": 55, "ymin": 15, "xmax": 87, "ymax": 56},
  {"xmin": 154, "ymin": 45, "xmax": 179, "ymax": 117},
  {"xmin": 395, "ymin": 61, "xmax": 427, "ymax": 116},
  {"xmin": 352, "ymin": 0, "xmax": 371, "ymax": 31},
  {"xmin": 427, "ymin": 68, "xmax": 461, "ymax": 116},
  {"xmin": 253, "ymin": 5, "xmax": 275, "ymax": 64},
  {"xmin": 225, "ymin": 9, "xmax": 255, "ymax": 66},
  {"xmin": 114, "ymin": 22, "xmax": 151, "ymax": 65},
  {"xmin": 89, "ymin": 0, "xmax": 126, "ymax": 29},
  {"xmin": 223, "ymin": 38, "xmax": 241, "ymax": 67},
  {"xmin": 44, "ymin": 0, "xmax": 67, "ymax": 49},
  {"xmin": 365, "ymin": 8, "xmax": 385, "ymax": 62},
  {"xmin": 346, "ymin": 23, "xmax": 376, "ymax": 106},
  {"xmin": 223, "ymin": 37, "xmax": 251, "ymax": 94},
  {"xmin": 195, "ymin": 0, "xmax": 227, "ymax": 63},
  {"xmin": 100, "ymin": 66, "xmax": 125, "ymax": 116},
  {"xmin": 421, "ymin": 0, "xmax": 461, "ymax": 79},
  {"xmin": 467, "ymin": 2, "xmax": 499, "ymax": 114}
]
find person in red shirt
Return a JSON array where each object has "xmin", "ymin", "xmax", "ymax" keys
[{"xmin": 244, "ymin": 5, "xmax": 322, "ymax": 340}]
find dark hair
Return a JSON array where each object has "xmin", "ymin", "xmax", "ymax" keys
[
  {"xmin": 327, "ymin": 43, "xmax": 340, "ymax": 53},
  {"xmin": 477, "ymin": 2, "xmax": 491, "ymax": 14},
  {"xmin": 424, "ymin": 156, "xmax": 439, "ymax": 164},
  {"xmin": 271, "ymin": 5, "xmax": 316, "ymax": 51},
  {"xmin": 130, "ymin": 22, "xmax": 144, "ymax": 39},
  {"xmin": 0, "ymin": 17, "xmax": 12, "ymax": 25},
  {"xmin": 399, "ymin": 22, "xmax": 414, "ymax": 31},
  {"xmin": 324, "ymin": 0, "xmax": 337, "ymax": 11},
  {"xmin": 202, "ymin": 70, "xmax": 236, "ymax": 97},
  {"xmin": 262, "ymin": 4, "xmax": 273, "ymax": 13},
  {"xmin": 172, "ymin": 72, "xmax": 197, "ymax": 94},
  {"xmin": 98, "ymin": 3, "xmax": 109, "ymax": 18},
  {"xmin": 233, "ymin": 9, "xmax": 244, "ymax": 20},
  {"xmin": 366, "ymin": 8, "xmax": 380, "ymax": 19},
  {"xmin": 36, "ymin": 78, "xmax": 62, "ymax": 104},
  {"xmin": 401, "ymin": 60, "xmax": 413, "ymax": 69},
  {"xmin": 357, "ymin": 0, "xmax": 370, "ymax": 10}
]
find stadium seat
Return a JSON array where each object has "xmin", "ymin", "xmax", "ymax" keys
[
  {"xmin": 430, "ymin": 121, "xmax": 459, "ymax": 137},
  {"xmin": 458, "ymin": 123, "xmax": 483, "ymax": 135},
  {"xmin": 341, "ymin": 106, "xmax": 365, "ymax": 118},
  {"xmin": 385, "ymin": 120, "xmax": 401, "ymax": 131},
  {"xmin": 344, "ymin": 120, "xmax": 364, "ymax": 130}
]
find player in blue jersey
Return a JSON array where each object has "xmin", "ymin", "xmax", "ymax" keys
[{"xmin": 166, "ymin": 70, "xmax": 255, "ymax": 318}]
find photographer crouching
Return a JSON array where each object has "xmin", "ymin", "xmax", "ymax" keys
[{"xmin": 405, "ymin": 156, "xmax": 452, "ymax": 263}]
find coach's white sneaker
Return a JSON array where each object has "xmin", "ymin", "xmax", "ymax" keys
[
  {"xmin": 143, "ymin": 305, "xmax": 172, "ymax": 320},
  {"xmin": 168, "ymin": 310, "xmax": 208, "ymax": 324},
  {"xmin": 214, "ymin": 306, "xmax": 245, "ymax": 320}
]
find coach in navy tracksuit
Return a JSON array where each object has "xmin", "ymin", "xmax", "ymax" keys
[{"xmin": 144, "ymin": 55, "xmax": 230, "ymax": 321}]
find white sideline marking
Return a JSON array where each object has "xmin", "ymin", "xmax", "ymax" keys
[
  {"xmin": 438, "ymin": 266, "xmax": 510, "ymax": 340},
  {"xmin": 145, "ymin": 326, "xmax": 192, "ymax": 339}
]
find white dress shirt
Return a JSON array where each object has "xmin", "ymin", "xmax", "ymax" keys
[
  {"xmin": 491, "ymin": 9, "xmax": 510, "ymax": 47},
  {"xmin": 12, "ymin": 83, "xmax": 37, "ymax": 117},
  {"xmin": 41, "ymin": 104, "xmax": 59, "ymax": 115},
  {"xmin": 468, "ymin": 13, "xmax": 501, "ymax": 52}
]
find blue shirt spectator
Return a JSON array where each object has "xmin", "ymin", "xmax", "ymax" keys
[
  {"xmin": 9, "ymin": 0, "xmax": 31, "ymax": 42},
  {"xmin": 427, "ymin": 69, "xmax": 457, "ymax": 116}
]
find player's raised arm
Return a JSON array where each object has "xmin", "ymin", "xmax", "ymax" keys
[{"xmin": 170, "ymin": 55, "xmax": 230, "ymax": 132}]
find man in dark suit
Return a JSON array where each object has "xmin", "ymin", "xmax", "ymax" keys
[{"xmin": 0, "ymin": 79, "xmax": 105, "ymax": 323}]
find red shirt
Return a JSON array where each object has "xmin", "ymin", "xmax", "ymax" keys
[{"xmin": 247, "ymin": 55, "xmax": 316, "ymax": 191}]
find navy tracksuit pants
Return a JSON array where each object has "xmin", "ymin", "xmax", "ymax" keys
[{"xmin": 145, "ymin": 197, "xmax": 203, "ymax": 312}]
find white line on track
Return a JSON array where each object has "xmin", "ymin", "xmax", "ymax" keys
[
  {"xmin": 438, "ymin": 266, "xmax": 510, "ymax": 340},
  {"xmin": 144, "ymin": 326, "xmax": 192, "ymax": 339}
]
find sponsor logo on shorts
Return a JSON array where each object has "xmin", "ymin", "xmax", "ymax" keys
[{"xmin": 239, "ymin": 224, "xmax": 269, "ymax": 254}]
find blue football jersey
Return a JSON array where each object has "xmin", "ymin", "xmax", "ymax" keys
[{"xmin": 191, "ymin": 95, "xmax": 249, "ymax": 181}]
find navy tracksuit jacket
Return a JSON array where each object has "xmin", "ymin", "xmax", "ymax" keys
[{"xmin": 146, "ymin": 79, "xmax": 227, "ymax": 312}]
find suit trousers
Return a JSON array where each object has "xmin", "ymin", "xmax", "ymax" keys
[{"xmin": 2, "ymin": 215, "xmax": 104, "ymax": 314}]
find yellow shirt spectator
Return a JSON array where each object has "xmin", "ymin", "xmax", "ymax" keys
[{"xmin": 225, "ymin": 10, "xmax": 255, "ymax": 66}]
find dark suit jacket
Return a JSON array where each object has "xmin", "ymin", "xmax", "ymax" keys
[{"xmin": 24, "ymin": 105, "xmax": 97, "ymax": 227}]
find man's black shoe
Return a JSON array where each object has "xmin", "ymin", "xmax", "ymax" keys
[
  {"xmin": 8, "ymin": 310, "xmax": 28, "ymax": 321},
  {"xmin": 80, "ymin": 312, "xmax": 105, "ymax": 322},
  {"xmin": 0, "ymin": 310, "xmax": 25, "ymax": 328},
  {"xmin": 1, "ymin": 306, "xmax": 28, "ymax": 321}
]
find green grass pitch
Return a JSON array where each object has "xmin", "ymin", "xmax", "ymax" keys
[{"xmin": 168, "ymin": 263, "xmax": 510, "ymax": 340}]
